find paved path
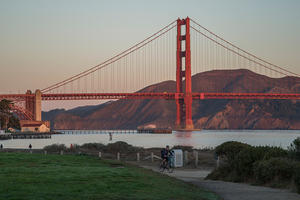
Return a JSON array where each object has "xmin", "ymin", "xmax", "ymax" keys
[{"xmin": 142, "ymin": 166, "xmax": 300, "ymax": 200}]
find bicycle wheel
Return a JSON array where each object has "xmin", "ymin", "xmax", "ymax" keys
[{"xmin": 159, "ymin": 161, "xmax": 165, "ymax": 172}]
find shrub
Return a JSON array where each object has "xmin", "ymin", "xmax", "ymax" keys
[
  {"xmin": 231, "ymin": 146, "xmax": 287, "ymax": 180},
  {"xmin": 80, "ymin": 143, "xmax": 106, "ymax": 150},
  {"xmin": 294, "ymin": 163, "xmax": 300, "ymax": 193},
  {"xmin": 288, "ymin": 137, "xmax": 300, "ymax": 161},
  {"xmin": 208, "ymin": 141, "xmax": 299, "ymax": 192},
  {"xmin": 215, "ymin": 141, "xmax": 250, "ymax": 163},
  {"xmin": 43, "ymin": 144, "xmax": 67, "ymax": 152},
  {"xmin": 234, "ymin": 147, "xmax": 259, "ymax": 178},
  {"xmin": 253, "ymin": 158, "xmax": 295, "ymax": 185},
  {"xmin": 105, "ymin": 141, "xmax": 143, "ymax": 153},
  {"xmin": 262, "ymin": 146, "xmax": 288, "ymax": 160}
]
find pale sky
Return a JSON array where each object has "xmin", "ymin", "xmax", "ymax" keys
[{"xmin": 0, "ymin": 0, "xmax": 299, "ymax": 110}]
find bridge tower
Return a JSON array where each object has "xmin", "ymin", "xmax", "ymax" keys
[
  {"xmin": 176, "ymin": 17, "xmax": 194, "ymax": 130},
  {"xmin": 34, "ymin": 89, "xmax": 42, "ymax": 121},
  {"xmin": 25, "ymin": 89, "xmax": 42, "ymax": 121}
]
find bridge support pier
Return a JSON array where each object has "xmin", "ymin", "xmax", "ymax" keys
[
  {"xmin": 25, "ymin": 89, "xmax": 42, "ymax": 121},
  {"xmin": 176, "ymin": 17, "xmax": 194, "ymax": 130},
  {"xmin": 34, "ymin": 89, "xmax": 42, "ymax": 121}
]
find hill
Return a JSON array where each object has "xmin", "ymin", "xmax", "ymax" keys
[{"xmin": 42, "ymin": 69, "xmax": 300, "ymax": 130}]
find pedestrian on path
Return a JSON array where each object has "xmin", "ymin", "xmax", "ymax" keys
[{"xmin": 109, "ymin": 132, "xmax": 112, "ymax": 141}]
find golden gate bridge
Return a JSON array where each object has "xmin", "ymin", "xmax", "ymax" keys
[{"xmin": 1, "ymin": 17, "xmax": 300, "ymax": 129}]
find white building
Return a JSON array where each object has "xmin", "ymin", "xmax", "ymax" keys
[{"xmin": 21, "ymin": 123, "xmax": 50, "ymax": 133}]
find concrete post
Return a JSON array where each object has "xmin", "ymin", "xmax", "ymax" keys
[
  {"xmin": 60, "ymin": 150, "xmax": 63, "ymax": 155},
  {"xmin": 117, "ymin": 152, "xmax": 120, "ymax": 161},
  {"xmin": 98, "ymin": 152, "xmax": 102, "ymax": 158},
  {"xmin": 217, "ymin": 156, "xmax": 220, "ymax": 168},
  {"xmin": 151, "ymin": 152, "xmax": 154, "ymax": 163},
  {"xmin": 137, "ymin": 153, "xmax": 140, "ymax": 162},
  {"xmin": 193, "ymin": 150, "xmax": 198, "ymax": 167},
  {"xmin": 184, "ymin": 151, "xmax": 188, "ymax": 166},
  {"xmin": 34, "ymin": 89, "xmax": 42, "ymax": 121}
]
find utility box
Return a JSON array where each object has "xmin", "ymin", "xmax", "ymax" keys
[{"xmin": 173, "ymin": 149, "xmax": 183, "ymax": 167}]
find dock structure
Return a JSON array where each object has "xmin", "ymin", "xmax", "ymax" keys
[
  {"xmin": 0, "ymin": 133, "xmax": 11, "ymax": 140},
  {"xmin": 137, "ymin": 128, "xmax": 172, "ymax": 134},
  {"xmin": 0, "ymin": 132, "xmax": 52, "ymax": 140},
  {"xmin": 58, "ymin": 130, "xmax": 138, "ymax": 134},
  {"xmin": 57, "ymin": 129, "xmax": 173, "ymax": 134},
  {"xmin": 11, "ymin": 133, "xmax": 52, "ymax": 139}
]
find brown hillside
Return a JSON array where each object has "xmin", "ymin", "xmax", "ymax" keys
[{"xmin": 43, "ymin": 69, "xmax": 300, "ymax": 130}]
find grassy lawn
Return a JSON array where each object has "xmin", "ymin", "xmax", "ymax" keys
[{"xmin": 0, "ymin": 152, "xmax": 219, "ymax": 200}]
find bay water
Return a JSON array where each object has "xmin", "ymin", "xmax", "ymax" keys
[{"xmin": 1, "ymin": 130, "xmax": 300, "ymax": 150}]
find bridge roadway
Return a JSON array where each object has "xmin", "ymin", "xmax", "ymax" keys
[{"xmin": 2, "ymin": 92, "xmax": 300, "ymax": 101}]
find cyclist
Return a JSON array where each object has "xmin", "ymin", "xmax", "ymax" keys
[
  {"xmin": 160, "ymin": 145, "xmax": 175, "ymax": 172},
  {"xmin": 160, "ymin": 145, "xmax": 170, "ymax": 164},
  {"xmin": 168, "ymin": 149, "xmax": 175, "ymax": 168}
]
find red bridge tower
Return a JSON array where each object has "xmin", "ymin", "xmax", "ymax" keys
[{"xmin": 176, "ymin": 17, "xmax": 194, "ymax": 130}]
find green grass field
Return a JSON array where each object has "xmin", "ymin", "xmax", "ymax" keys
[{"xmin": 0, "ymin": 152, "xmax": 219, "ymax": 200}]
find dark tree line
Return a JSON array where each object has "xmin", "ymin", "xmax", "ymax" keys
[{"xmin": 0, "ymin": 99, "xmax": 20, "ymax": 130}]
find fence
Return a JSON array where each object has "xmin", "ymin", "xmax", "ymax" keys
[{"xmin": 0, "ymin": 148, "xmax": 218, "ymax": 168}]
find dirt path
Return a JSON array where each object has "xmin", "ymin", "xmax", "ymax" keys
[{"xmin": 142, "ymin": 165, "xmax": 300, "ymax": 200}]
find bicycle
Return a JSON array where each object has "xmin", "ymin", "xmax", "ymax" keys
[{"xmin": 159, "ymin": 158, "xmax": 174, "ymax": 173}]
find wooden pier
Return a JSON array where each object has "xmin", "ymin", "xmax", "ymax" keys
[
  {"xmin": 57, "ymin": 130, "xmax": 138, "ymax": 134},
  {"xmin": 137, "ymin": 128, "xmax": 172, "ymax": 134},
  {"xmin": 0, "ymin": 132, "xmax": 52, "ymax": 140},
  {"xmin": 11, "ymin": 133, "xmax": 52, "ymax": 139},
  {"xmin": 0, "ymin": 134, "xmax": 11, "ymax": 140}
]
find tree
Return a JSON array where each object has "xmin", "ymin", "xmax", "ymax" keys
[
  {"xmin": 0, "ymin": 99, "xmax": 20, "ymax": 130},
  {"xmin": 0, "ymin": 99, "xmax": 11, "ymax": 114}
]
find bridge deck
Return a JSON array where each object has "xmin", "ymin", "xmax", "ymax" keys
[{"xmin": 2, "ymin": 92, "xmax": 300, "ymax": 101}]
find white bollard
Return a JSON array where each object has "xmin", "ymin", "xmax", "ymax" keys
[
  {"xmin": 98, "ymin": 152, "xmax": 102, "ymax": 158},
  {"xmin": 60, "ymin": 150, "xmax": 63, "ymax": 155},
  {"xmin": 194, "ymin": 150, "xmax": 198, "ymax": 167},
  {"xmin": 117, "ymin": 152, "xmax": 120, "ymax": 161},
  {"xmin": 151, "ymin": 152, "xmax": 154, "ymax": 163},
  {"xmin": 217, "ymin": 156, "xmax": 220, "ymax": 168}
]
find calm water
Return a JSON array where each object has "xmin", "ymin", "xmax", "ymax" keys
[{"xmin": 1, "ymin": 130, "xmax": 300, "ymax": 150}]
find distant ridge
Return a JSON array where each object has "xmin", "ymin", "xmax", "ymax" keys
[{"xmin": 43, "ymin": 69, "xmax": 300, "ymax": 130}]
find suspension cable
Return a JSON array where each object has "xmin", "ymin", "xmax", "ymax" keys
[
  {"xmin": 190, "ymin": 18, "xmax": 300, "ymax": 77},
  {"xmin": 42, "ymin": 20, "xmax": 177, "ymax": 93}
]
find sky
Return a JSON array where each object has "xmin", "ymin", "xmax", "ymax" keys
[{"xmin": 0, "ymin": 0, "xmax": 299, "ymax": 109}]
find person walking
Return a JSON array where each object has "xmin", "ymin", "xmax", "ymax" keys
[
  {"xmin": 109, "ymin": 132, "xmax": 112, "ymax": 141},
  {"xmin": 0, "ymin": 144, "xmax": 3, "ymax": 149},
  {"xmin": 29, "ymin": 144, "xmax": 32, "ymax": 149}
]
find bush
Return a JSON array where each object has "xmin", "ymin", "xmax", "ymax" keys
[
  {"xmin": 215, "ymin": 141, "xmax": 250, "ymax": 163},
  {"xmin": 262, "ymin": 146, "xmax": 288, "ymax": 160},
  {"xmin": 43, "ymin": 144, "xmax": 67, "ymax": 152},
  {"xmin": 253, "ymin": 158, "xmax": 295, "ymax": 185},
  {"xmin": 80, "ymin": 143, "xmax": 106, "ymax": 150},
  {"xmin": 105, "ymin": 141, "xmax": 143, "ymax": 153},
  {"xmin": 294, "ymin": 163, "xmax": 300, "ymax": 193},
  {"xmin": 209, "ymin": 142, "xmax": 290, "ymax": 184},
  {"xmin": 289, "ymin": 137, "xmax": 300, "ymax": 161},
  {"xmin": 234, "ymin": 147, "xmax": 259, "ymax": 179}
]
